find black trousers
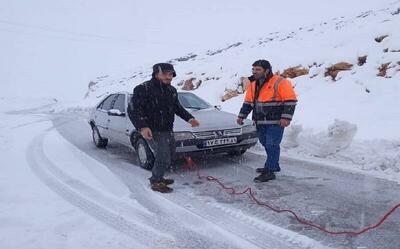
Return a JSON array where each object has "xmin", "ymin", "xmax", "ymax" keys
[{"xmin": 148, "ymin": 131, "xmax": 176, "ymax": 183}]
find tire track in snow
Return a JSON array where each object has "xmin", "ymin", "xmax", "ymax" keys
[
  {"xmin": 29, "ymin": 120, "xmax": 255, "ymax": 249},
  {"xmin": 26, "ymin": 131, "xmax": 175, "ymax": 249},
  {"xmin": 122, "ymin": 174, "xmax": 257, "ymax": 249}
]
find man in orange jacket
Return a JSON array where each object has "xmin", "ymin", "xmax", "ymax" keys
[{"xmin": 237, "ymin": 60, "xmax": 297, "ymax": 182}]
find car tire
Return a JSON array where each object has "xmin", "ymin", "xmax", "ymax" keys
[
  {"xmin": 135, "ymin": 138, "xmax": 155, "ymax": 170},
  {"xmin": 227, "ymin": 148, "xmax": 247, "ymax": 156},
  {"xmin": 92, "ymin": 125, "xmax": 108, "ymax": 148}
]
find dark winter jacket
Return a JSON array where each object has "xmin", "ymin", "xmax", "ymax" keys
[{"xmin": 128, "ymin": 77, "xmax": 194, "ymax": 132}]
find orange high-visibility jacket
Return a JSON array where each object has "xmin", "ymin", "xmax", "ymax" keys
[{"xmin": 238, "ymin": 75, "xmax": 297, "ymax": 125}]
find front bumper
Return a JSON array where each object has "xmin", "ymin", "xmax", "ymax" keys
[{"xmin": 175, "ymin": 132, "xmax": 258, "ymax": 156}]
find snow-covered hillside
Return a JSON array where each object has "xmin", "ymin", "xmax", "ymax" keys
[
  {"xmin": 1, "ymin": 0, "xmax": 396, "ymax": 100},
  {"xmin": 75, "ymin": 4, "xmax": 400, "ymax": 181}
]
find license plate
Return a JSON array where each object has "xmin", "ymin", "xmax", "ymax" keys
[{"xmin": 203, "ymin": 137, "xmax": 237, "ymax": 147}]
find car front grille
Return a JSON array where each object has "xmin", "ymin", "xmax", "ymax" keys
[
  {"xmin": 193, "ymin": 128, "xmax": 242, "ymax": 139},
  {"xmin": 223, "ymin": 128, "xmax": 242, "ymax": 136},
  {"xmin": 193, "ymin": 131, "xmax": 216, "ymax": 139}
]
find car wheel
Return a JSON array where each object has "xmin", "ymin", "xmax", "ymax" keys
[
  {"xmin": 135, "ymin": 138, "xmax": 154, "ymax": 170},
  {"xmin": 92, "ymin": 125, "xmax": 108, "ymax": 148},
  {"xmin": 227, "ymin": 148, "xmax": 247, "ymax": 156}
]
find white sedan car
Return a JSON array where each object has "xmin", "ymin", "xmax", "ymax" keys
[{"xmin": 89, "ymin": 91, "xmax": 258, "ymax": 169}]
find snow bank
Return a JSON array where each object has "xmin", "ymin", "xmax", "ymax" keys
[{"xmin": 258, "ymin": 119, "xmax": 400, "ymax": 182}]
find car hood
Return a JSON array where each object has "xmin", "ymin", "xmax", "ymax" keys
[{"xmin": 173, "ymin": 108, "xmax": 252, "ymax": 132}]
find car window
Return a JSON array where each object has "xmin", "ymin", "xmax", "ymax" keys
[
  {"xmin": 126, "ymin": 94, "xmax": 134, "ymax": 113},
  {"xmin": 112, "ymin": 94, "xmax": 126, "ymax": 112},
  {"xmin": 178, "ymin": 92, "xmax": 212, "ymax": 110},
  {"xmin": 98, "ymin": 94, "xmax": 117, "ymax": 111}
]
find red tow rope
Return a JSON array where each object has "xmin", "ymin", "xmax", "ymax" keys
[{"xmin": 183, "ymin": 156, "xmax": 400, "ymax": 236}]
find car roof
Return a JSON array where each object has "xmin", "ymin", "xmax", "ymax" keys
[
  {"xmin": 108, "ymin": 91, "xmax": 195, "ymax": 97},
  {"xmin": 114, "ymin": 91, "xmax": 192, "ymax": 95}
]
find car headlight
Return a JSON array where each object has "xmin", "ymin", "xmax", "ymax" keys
[
  {"xmin": 241, "ymin": 125, "xmax": 256, "ymax": 134},
  {"xmin": 174, "ymin": 132, "xmax": 195, "ymax": 141}
]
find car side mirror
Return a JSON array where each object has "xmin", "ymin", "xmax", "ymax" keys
[
  {"xmin": 214, "ymin": 105, "xmax": 221, "ymax": 111},
  {"xmin": 107, "ymin": 109, "xmax": 125, "ymax": 117}
]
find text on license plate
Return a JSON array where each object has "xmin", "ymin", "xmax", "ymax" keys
[{"xmin": 203, "ymin": 137, "xmax": 237, "ymax": 147}]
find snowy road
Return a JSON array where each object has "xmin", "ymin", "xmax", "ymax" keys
[
  {"xmin": 2, "ymin": 108, "xmax": 399, "ymax": 249},
  {"xmin": 48, "ymin": 112, "xmax": 400, "ymax": 249}
]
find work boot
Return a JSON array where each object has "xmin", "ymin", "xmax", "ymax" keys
[
  {"xmin": 151, "ymin": 182, "xmax": 173, "ymax": 193},
  {"xmin": 161, "ymin": 178, "xmax": 174, "ymax": 185},
  {"xmin": 254, "ymin": 171, "xmax": 276, "ymax": 183}
]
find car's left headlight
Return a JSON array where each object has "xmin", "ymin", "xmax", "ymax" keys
[
  {"xmin": 241, "ymin": 125, "xmax": 256, "ymax": 134},
  {"xmin": 174, "ymin": 131, "xmax": 195, "ymax": 141}
]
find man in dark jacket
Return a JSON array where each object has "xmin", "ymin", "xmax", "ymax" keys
[{"xmin": 128, "ymin": 63, "xmax": 200, "ymax": 193}]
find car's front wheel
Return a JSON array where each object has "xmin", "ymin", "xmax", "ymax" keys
[
  {"xmin": 92, "ymin": 125, "xmax": 108, "ymax": 148},
  {"xmin": 135, "ymin": 138, "xmax": 154, "ymax": 170}
]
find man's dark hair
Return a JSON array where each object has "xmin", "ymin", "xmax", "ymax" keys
[
  {"xmin": 252, "ymin": 59, "xmax": 272, "ymax": 71},
  {"xmin": 152, "ymin": 63, "xmax": 177, "ymax": 77}
]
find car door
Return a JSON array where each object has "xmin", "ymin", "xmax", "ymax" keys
[
  {"xmin": 107, "ymin": 94, "xmax": 129, "ymax": 144},
  {"xmin": 95, "ymin": 94, "xmax": 117, "ymax": 137}
]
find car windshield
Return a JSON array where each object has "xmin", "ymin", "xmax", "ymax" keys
[
  {"xmin": 128, "ymin": 92, "xmax": 212, "ymax": 110},
  {"xmin": 178, "ymin": 92, "xmax": 212, "ymax": 110}
]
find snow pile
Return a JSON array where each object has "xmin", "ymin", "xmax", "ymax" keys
[
  {"xmin": 278, "ymin": 120, "xmax": 400, "ymax": 182},
  {"xmin": 294, "ymin": 119, "xmax": 358, "ymax": 158},
  {"xmin": 248, "ymin": 118, "xmax": 400, "ymax": 181}
]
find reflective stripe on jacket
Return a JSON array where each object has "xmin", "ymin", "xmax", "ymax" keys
[{"xmin": 238, "ymin": 75, "xmax": 297, "ymax": 124}]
